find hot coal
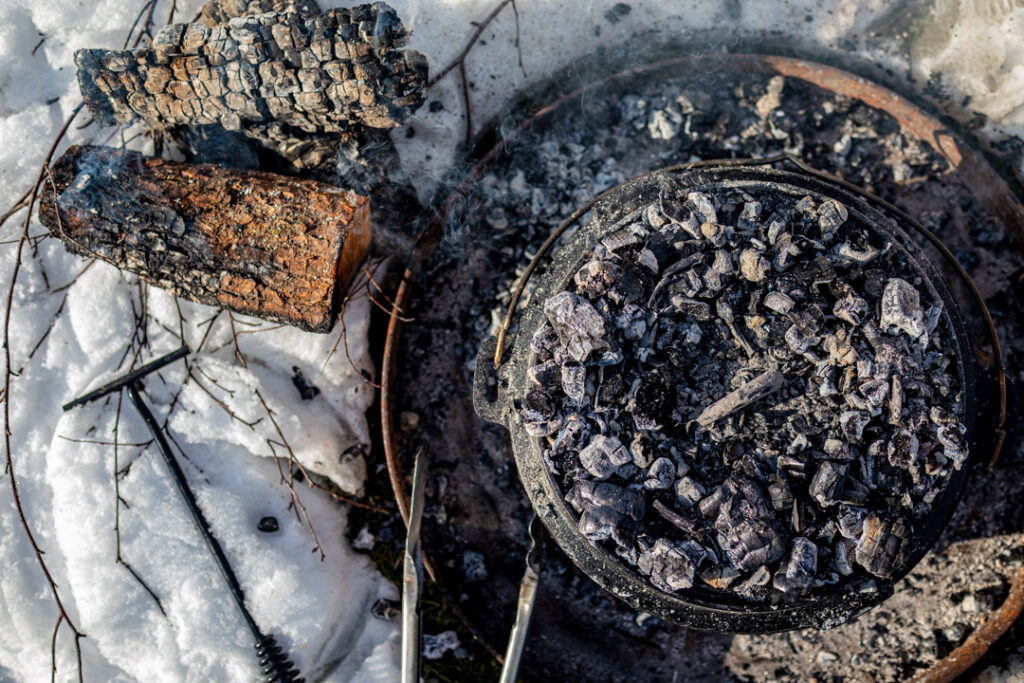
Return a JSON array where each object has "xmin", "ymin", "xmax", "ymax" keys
[{"xmin": 523, "ymin": 185, "xmax": 968, "ymax": 603}]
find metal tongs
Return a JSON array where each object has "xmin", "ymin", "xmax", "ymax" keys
[
  {"xmin": 401, "ymin": 447, "xmax": 542, "ymax": 682},
  {"xmin": 401, "ymin": 447, "xmax": 428, "ymax": 683},
  {"xmin": 499, "ymin": 515, "xmax": 543, "ymax": 683}
]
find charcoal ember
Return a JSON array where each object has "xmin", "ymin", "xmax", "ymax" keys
[
  {"xmin": 837, "ymin": 505, "xmax": 866, "ymax": 539},
  {"xmin": 675, "ymin": 476, "xmax": 706, "ymax": 508},
  {"xmin": 598, "ymin": 373, "xmax": 628, "ymax": 406},
  {"xmin": 550, "ymin": 413, "xmax": 585, "ymax": 454},
  {"xmin": 833, "ymin": 290, "xmax": 870, "ymax": 326},
  {"xmin": 630, "ymin": 435, "xmax": 654, "ymax": 468},
  {"xmin": 653, "ymin": 499, "xmax": 698, "ymax": 534},
  {"xmin": 528, "ymin": 359, "xmax": 560, "ymax": 387},
  {"xmin": 600, "ymin": 223, "xmax": 648, "ymax": 252},
  {"xmin": 686, "ymin": 192, "xmax": 717, "ymax": 224},
  {"xmin": 840, "ymin": 410, "xmax": 871, "ymax": 442},
  {"xmin": 637, "ymin": 248, "xmax": 659, "ymax": 273},
  {"xmin": 695, "ymin": 369, "xmax": 786, "ymax": 427},
  {"xmin": 824, "ymin": 330, "xmax": 859, "ymax": 366},
  {"xmin": 768, "ymin": 480, "xmax": 794, "ymax": 511},
  {"xmin": 855, "ymin": 514, "xmax": 911, "ymax": 579},
  {"xmin": 711, "ymin": 477, "xmax": 787, "ymax": 572},
  {"xmin": 817, "ymin": 199, "xmax": 849, "ymax": 238},
  {"xmin": 561, "ymin": 362, "xmax": 587, "ymax": 405},
  {"xmin": 543, "ymin": 291, "xmax": 609, "ymax": 361},
  {"xmin": 567, "ymin": 481, "xmax": 646, "ymax": 547},
  {"xmin": 772, "ymin": 537, "xmax": 818, "ymax": 596},
  {"xmin": 703, "ymin": 249, "xmax": 734, "ymax": 294},
  {"xmin": 700, "ymin": 222, "xmax": 727, "ymax": 247},
  {"xmin": 880, "ymin": 278, "xmax": 927, "ymax": 339},
  {"xmin": 643, "ymin": 457, "xmax": 676, "ymax": 490},
  {"xmin": 839, "ymin": 242, "xmax": 880, "ymax": 263},
  {"xmin": 700, "ymin": 564, "xmax": 741, "ymax": 589},
  {"xmin": 764, "ymin": 291, "xmax": 795, "ymax": 314},
  {"xmin": 615, "ymin": 304, "xmax": 649, "ymax": 340},
  {"xmin": 887, "ymin": 429, "xmax": 921, "ymax": 473},
  {"xmin": 578, "ymin": 434, "xmax": 631, "ymax": 480},
  {"xmin": 785, "ymin": 324, "xmax": 815, "ymax": 354},
  {"xmin": 575, "ymin": 260, "xmax": 621, "ymax": 298},
  {"xmin": 522, "ymin": 388, "xmax": 556, "ymax": 437},
  {"xmin": 937, "ymin": 424, "xmax": 968, "ymax": 469},
  {"xmin": 637, "ymin": 538, "xmax": 708, "ymax": 592},
  {"xmin": 735, "ymin": 565, "xmax": 772, "ymax": 596},
  {"xmin": 739, "ymin": 248, "xmax": 770, "ymax": 282},
  {"xmin": 667, "ymin": 295, "xmax": 711, "ymax": 320},
  {"xmin": 633, "ymin": 370, "xmax": 673, "ymax": 430},
  {"xmin": 530, "ymin": 323, "xmax": 560, "ymax": 355},
  {"xmin": 835, "ymin": 538, "xmax": 856, "ymax": 575},
  {"xmin": 809, "ymin": 460, "xmax": 848, "ymax": 508},
  {"xmin": 791, "ymin": 255, "xmax": 836, "ymax": 286},
  {"xmin": 859, "ymin": 379, "xmax": 889, "ymax": 414},
  {"xmin": 929, "ymin": 406, "xmax": 959, "ymax": 426}
]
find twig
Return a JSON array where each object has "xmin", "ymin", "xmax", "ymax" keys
[
  {"xmin": 511, "ymin": 0, "xmax": 526, "ymax": 79},
  {"xmin": 2, "ymin": 102, "xmax": 87, "ymax": 683},
  {"xmin": 228, "ymin": 313, "xmax": 248, "ymax": 368},
  {"xmin": 459, "ymin": 60, "xmax": 473, "ymax": 149},
  {"xmin": 188, "ymin": 368, "xmax": 263, "ymax": 429},
  {"xmin": 427, "ymin": 0, "xmax": 514, "ymax": 88},
  {"xmin": 255, "ymin": 389, "xmax": 325, "ymax": 560},
  {"xmin": 111, "ymin": 392, "xmax": 166, "ymax": 616},
  {"xmin": 256, "ymin": 389, "xmax": 386, "ymax": 515}
]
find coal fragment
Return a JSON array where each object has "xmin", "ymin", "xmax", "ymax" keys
[
  {"xmin": 578, "ymin": 434, "xmax": 631, "ymax": 480},
  {"xmin": 567, "ymin": 480, "xmax": 646, "ymax": 547},
  {"xmin": 880, "ymin": 278, "xmax": 926, "ymax": 339},
  {"xmin": 543, "ymin": 291, "xmax": 608, "ymax": 361},
  {"xmin": 773, "ymin": 537, "xmax": 818, "ymax": 595},
  {"xmin": 638, "ymin": 538, "xmax": 707, "ymax": 592},
  {"xmin": 855, "ymin": 514, "xmax": 910, "ymax": 578},
  {"xmin": 710, "ymin": 477, "xmax": 786, "ymax": 572}
]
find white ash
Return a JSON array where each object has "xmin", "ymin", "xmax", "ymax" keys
[{"xmin": 522, "ymin": 186, "xmax": 968, "ymax": 604}]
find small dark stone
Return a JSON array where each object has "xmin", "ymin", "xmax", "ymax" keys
[
  {"xmin": 291, "ymin": 366, "xmax": 321, "ymax": 400},
  {"xmin": 370, "ymin": 597, "xmax": 400, "ymax": 621},
  {"xmin": 258, "ymin": 516, "xmax": 279, "ymax": 533}
]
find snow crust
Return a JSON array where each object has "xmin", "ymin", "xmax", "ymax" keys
[{"xmin": 1, "ymin": 0, "xmax": 1023, "ymax": 681}]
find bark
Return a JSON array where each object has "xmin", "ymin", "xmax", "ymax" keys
[
  {"xmin": 39, "ymin": 145, "xmax": 371, "ymax": 332},
  {"xmin": 74, "ymin": 4, "xmax": 427, "ymax": 168}
]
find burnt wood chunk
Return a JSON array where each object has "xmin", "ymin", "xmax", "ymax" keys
[
  {"xmin": 74, "ymin": 5, "xmax": 427, "ymax": 135},
  {"xmin": 39, "ymin": 145, "xmax": 371, "ymax": 332},
  {"xmin": 695, "ymin": 369, "xmax": 786, "ymax": 428}
]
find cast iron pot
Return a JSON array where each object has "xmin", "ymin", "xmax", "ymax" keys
[{"xmin": 473, "ymin": 161, "xmax": 982, "ymax": 633}]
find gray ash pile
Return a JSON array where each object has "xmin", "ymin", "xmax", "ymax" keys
[{"xmin": 523, "ymin": 183, "xmax": 969, "ymax": 604}]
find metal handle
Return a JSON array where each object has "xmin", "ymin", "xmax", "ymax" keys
[{"xmin": 473, "ymin": 337, "xmax": 508, "ymax": 425}]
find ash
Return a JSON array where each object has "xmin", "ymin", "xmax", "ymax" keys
[{"xmin": 524, "ymin": 184, "xmax": 968, "ymax": 603}]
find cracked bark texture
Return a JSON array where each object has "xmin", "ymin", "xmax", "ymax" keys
[
  {"xmin": 75, "ymin": 3, "xmax": 427, "ymax": 168},
  {"xmin": 197, "ymin": 0, "xmax": 321, "ymax": 27},
  {"xmin": 39, "ymin": 145, "xmax": 371, "ymax": 332}
]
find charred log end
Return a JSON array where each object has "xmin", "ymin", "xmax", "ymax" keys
[{"xmin": 39, "ymin": 144, "xmax": 372, "ymax": 333}]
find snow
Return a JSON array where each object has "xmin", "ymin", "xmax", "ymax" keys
[{"xmin": 1, "ymin": 0, "xmax": 1023, "ymax": 681}]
